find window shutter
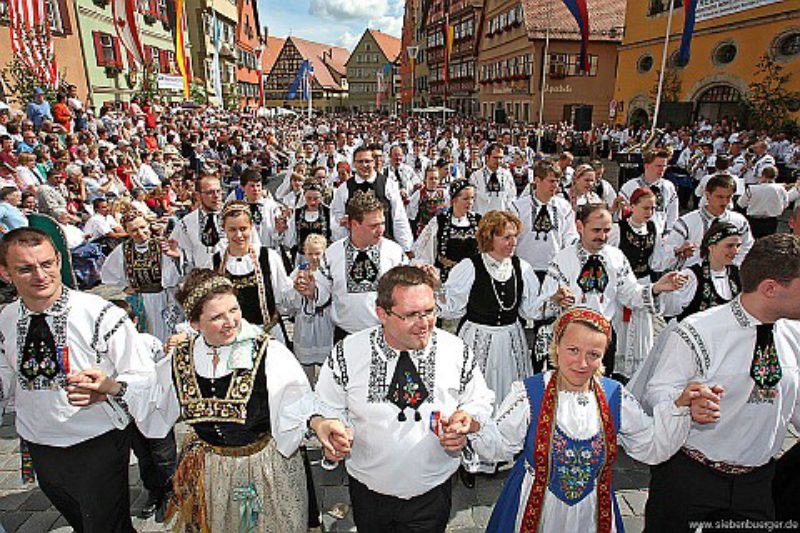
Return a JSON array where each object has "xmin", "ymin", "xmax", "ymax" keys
[
  {"xmin": 57, "ymin": 0, "xmax": 72, "ymax": 34},
  {"xmin": 93, "ymin": 31, "xmax": 105, "ymax": 66},
  {"xmin": 148, "ymin": 0, "xmax": 157, "ymax": 15},
  {"xmin": 159, "ymin": 49, "xmax": 169, "ymax": 73},
  {"xmin": 113, "ymin": 37, "xmax": 122, "ymax": 67}
]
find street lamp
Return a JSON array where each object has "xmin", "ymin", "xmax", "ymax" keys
[{"xmin": 407, "ymin": 45, "xmax": 419, "ymax": 115}]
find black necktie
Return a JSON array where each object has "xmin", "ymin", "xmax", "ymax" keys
[
  {"xmin": 577, "ymin": 255, "xmax": 609, "ymax": 299},
  {"xmin": 350, "ymin": 250, "xmax": 378, "ymax": 284},
  {"xmin": 20, "ymin": 314, "xmax": 60, "ymax": 383},
  {"xmin": 487, "ymin": 172, "xmax": 500, "ymax": 192},
  {"xmin": 532, "ymin": 204, "xmax": 553, "ymax": 240},
  {"xmin": 387, "ymin": 350, "xmax": 429, "ymax": 422},
  {"xmin": 751, "ymin": 323, "xmax": 782, "ymax": 391},
  {"xmin": 415, "ymin": 157, "xmax": 422, "ymax": 172},
  {"xmin": 249, "ymin": 203, "xmax": 263, "ymax": 225},
  {"xmin": 355, "ymin": 181, "xmax": 373, "ymax": 195},
  {"xmin": 201, "ymin": 213, "xmax": 220, "ymax": 247},
  {"xmin": 650, "ymin": 183, "xmax": 664, "ymax": 210}
]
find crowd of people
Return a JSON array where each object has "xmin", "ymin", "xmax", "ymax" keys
[{"xmin": 0, "ymin": 87, "xmax": 798, "ymax": 533}]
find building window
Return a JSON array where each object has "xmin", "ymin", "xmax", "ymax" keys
[
  {"xmin": 774, "ymin": 32, "xmax": 800, "ymax": 60},
  {"xmin": 637, "ymin": 54, "xmax": 654, "ymax": 73},
  {"xmin": 713, "ymin": 42, "xmax": 737, "ymax": 65},
  {"xmin": 648, "ymin": 0, "xmax": 683, "ymax": 16},
  {"xmin": 668, "ymin": 50, "xmax": 688, "ymax": 69}
]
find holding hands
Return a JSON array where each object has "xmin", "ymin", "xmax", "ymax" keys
[{"xmin": 674, "ymin": 382, "xmax": 724, "ymax": 424}]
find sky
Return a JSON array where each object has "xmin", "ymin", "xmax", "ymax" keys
[{"xmin": 257, "ymin": 0, "xmax": 404, "ymax": 51}]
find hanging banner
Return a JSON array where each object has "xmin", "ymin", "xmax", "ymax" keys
[
  {"xmin": 696, "ymin": 0, "xmax": 782, "ymax": 22},
  {"xmin": 157, "ymin": 73, "xmax": 184, "ymax": 90}
]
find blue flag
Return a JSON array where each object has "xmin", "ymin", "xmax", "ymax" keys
[
  {"xmin": 679, "ymin": 0, "xmax": 699, "ymax": 65},
  {"xmin": 561, "ymin": 0, "xmax": 590, "ymax": 71},
  {"xmin": 287, "ymin": 60, "xmax": 310, "ymax": 100}
]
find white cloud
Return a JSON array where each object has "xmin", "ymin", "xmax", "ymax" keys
[
  {"xmin": 335, "ymin": 31, "xmax": 362, "ymax": 51},
  {"xmin": 367, "ymin": 15, "xmax": 402, "ymax": 37},
  {"xmin": 309, "ymin": 0, "xmax": 388, "ymax": 21}
]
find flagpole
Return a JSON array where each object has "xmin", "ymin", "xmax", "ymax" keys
[
  {"xmin": 651, "ymin": 0, "xmax": 675, "ymax": 139},
  {"xmin": 536, "ymin": 0, "xmax": 552, "ymax": 153},
  {"xmin": 307, "ymin": 66, "xmax": 312, "ymax": 119}
]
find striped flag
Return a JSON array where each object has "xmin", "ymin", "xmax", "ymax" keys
[
  {"xmin": 174, "ymin": 0, "xmax": 190, "ymax": 99},
  {"xmin": 561, "ymin": 0, "xmax": 590, "ymax": 71},
  {"xmin": 8, "ymin": 0, "xmax": 59, "ymax": 88},
  {"xmin": 679, "ymin": 0, "xmax": 699, "ymax": 65},
  {"xmin": 111, "ymin": 0, "xmax": 144, "ymax": 68}
]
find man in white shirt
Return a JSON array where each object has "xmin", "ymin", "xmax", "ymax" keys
[
  {"xmin": 743, "ymin": 140, "xmax": 776, "ymax": 185},
  {"xmin": 0, "ymin": 227, "xmax": 155, "ymax": 532},
  {"xmin": 309, "ymin": 265, "xmax": 494, "ymax": 532},
  {"xmin": 169, "ymin": 174, "xmax": 226, "ymax": 272},
  {"xmin": 642, "ymin": 234, "xmax": 800, "ymax": 531},
  {"xmin": 296, "ymin": 192, "xmax": 407, "ymax": 341},
  {"xmin": 330, "ymin": 145, "xmax": 414, "ymax": 253},
  {"xmin": 469, "ymin": 143, "xmax": 516, "ymax": 215},
  {"xmin": 84, "ymin": 197, "xmax": 127, "ymax": 253},
  {"xmin": 385, "ymin": 145, "xmax": 420, "ymax": 197}
]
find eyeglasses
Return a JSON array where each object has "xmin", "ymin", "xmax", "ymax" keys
[
  {"xmin": 385, "ymin": 308, "xmax": 437, "ymax": 322},
  {"xmin": 201, "ymin": 189, "xmax": 222, "ymax": 196},
  {"xmin": 355, "ymin": 159, "xmax": 374, "ymax": 164}
]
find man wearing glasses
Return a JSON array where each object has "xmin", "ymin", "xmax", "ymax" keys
[
  {"xmin": 169, "ymin": 174, "xmax": 226, "ymax": 272},
  {"xmin": 330, "ymin": 145, "xmax": 414, "ymax": 254},
  {"xmin": 0, "ymin": 227, "xmax": 154, "ymax": 532},
  {"xmin": 310, "ymin": 265, "xmax": 493, "ymax": 532}
]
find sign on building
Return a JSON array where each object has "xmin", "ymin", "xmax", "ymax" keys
[
  {"xmin": 157, "ymin": 74, "xmax": 185, "ymax": 91},
  {"xmin": 696, "ymin": 0, "xmax": 783, "ymax": 22}
]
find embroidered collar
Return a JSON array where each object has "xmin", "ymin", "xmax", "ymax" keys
[
  {"xmin": 19, "ymin": 286, "xmax": 70, "ymax": 319},
  {"xmin": 576, "ymin": 243, "xmax": 605, "ymax": 264},
  {"xmin": 730, "ymin": 296, "xmax": 761, "ymax": 329},
  {"xmin": 195, "ymin": 319, "xmax": 264, "ymax": 370},
  {"xmin": 482, "ymin": 253, "xmax": 513, "ymax": 282},
  {"xmin": 376, "ymin": 328, "xmax": 427, "ymax": 362},
  {"xmin": 700, "ymin": 208, "xmax": 729, "ymax": 224}
]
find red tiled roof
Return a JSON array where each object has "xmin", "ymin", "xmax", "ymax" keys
[
  {"xmin": 290, "ymin": 36, "xmax": 350, "ymax": 91},
  {"xmin": 262, "ymin": 36, "xmax": 286, "ymax": 74},
  {"xmin": 368, "ymin": 29, "xmax": 402, "ymax": 62},
  {"xmin": 522, "ymin": 0, "xmax": 625, "ymax": 42}
]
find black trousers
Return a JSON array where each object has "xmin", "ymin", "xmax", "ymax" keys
[
  {"xmin": 773, "ymin": 442, "xmax": 800, "ymax": 522},
  {"xmin": 747, "ymin": 216, "xmax": 779, "ymax": 240},
  {"xmin": 27, "ymin": 427, "xmax": 136, "ymax": 533},
  {"xmin": 130, "ymin": 426, "xmax": 177, "ymax": 499},
  {"xmin": 349, "ymin": 474, "xmax": 452, "ymax": 533},
  {"xmin": 645, "ymin": 451, "xmax": 776, "ymax": 533}
]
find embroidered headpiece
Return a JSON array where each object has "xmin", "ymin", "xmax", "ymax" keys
[
  {"xmin": 221, "ymin": 200, "xmax": 252, "ymax": 221},
  {"xmin": 705, "ymin": 221, "xmax": 740, "ymax": 248},
  {"xmin": 181, "ymin": 276, "xmax": 234, "ymax": 318},
  {"xmin": 449, "ymin": 179, "xmax": 472, "ymax": 199},
  {"xmin": 302, "ymin": 178, "xmax": 324, "ymax": 193},
  {"xmin": 554, "ymin": 307, "xmax": 612, "ymax": 340},
  {"xmin": 629, "ymin": 187, "xmax": 655, "ymax": 205},
  {"xmin": 120, "ymin": 209, "xmax": 144, "ymax": 228}
]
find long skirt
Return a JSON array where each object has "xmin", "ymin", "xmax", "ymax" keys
[
  {"xmin": 168, "ymin": 432, "xmax": 307, "ymax": 533},
  {"xmin": 459, "ymin": 320, "xmax": 532, "ymax": 413}
]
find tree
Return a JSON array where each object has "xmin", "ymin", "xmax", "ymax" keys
[
  {"xmin": 0, "ymin": 57, "xmax": 64, "ymax": 105},
  {"xmin": 744, "ymin": 54, "xmax": 800, "ymax": 133},
  {"xmin": 649, "ymin": 69, "xmax": 682, "ymax": 104}
]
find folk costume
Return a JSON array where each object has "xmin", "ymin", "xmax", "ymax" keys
[
  {"xmin": 608, "ymin": 217, "xmax": 663, "ymax": 378},
  {"xmin": 101, "ymin": 237, "xmax": 182, "ymax": 341},
  {"xmin": 513, "ymin": 193, "xmax": 577, "ymax": 276},
  {"xmin": 469, "ymin": 166, "xmax": 516, "ymax": 215},
  {"xmin": 289, "ymin": 264, "xmax": 333, "ymax": 366},
  {"xmin": 414, "ymin": 213, "xmax": 481, "ymax": 284},
  {"xmin": 131, "ymin": 315, "xmax": 313, "ymax": 533},
  {"xmin": 0, "ymin": 288, "xmax": 155, "ymax": 532},
  {"xmin": 407, "ymin": 186, "xmax": 449, "ymax": 238},
  {"xmin": 212, "ymin": 245, "xmax": 296, "ymax": 345},
  {"xmin": 470, "ymin": 309, "xmax": 692, "ymax": 533},
  {"xmin": 315, "ymin": 326, "xmax": 494, "ymax": 531},
  {"xmin": 170, "ymin": 208, "xmax": 226, "ymax": 272},
  {"xmin": 313, "ymin": 236, "xmax": 407, "ymax": 339},
  {"xmin": 640, "ymin": 298, "xmax": 800, "ymax": 531},
  {"xmin": 618, "ymin": 177, "xmax": 680, "ymax": 235},
  {"xmin": 537, "ymin": 243, "xmax": 662, "ymax": 375},
  {"xmin": 440, "ymin": 253, "xmax": 543, "ymax": 415}
]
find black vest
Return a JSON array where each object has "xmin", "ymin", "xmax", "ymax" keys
[
  {"xmin": 192, "ymin": 343, "xmax": 270, "ymax": 447},
  {"xmin": 465, "ymin": 255, "xmax": 523, "ymax": 326},
  {"xmin": 676, "ymin": 263, "xmax": 741, "ymax": 322},
  {"xmin": 617, "ymin": 219, "xmax": 657, "ymax": 281},
  {"xmin": 294, "ymin": 205, "xmax": 331, "ymax": 252},
  {"xmin": 434, "ymin": 211, "xmax": 480, "ymax": 282},
  {"xmin": 213, "ymin": 247, "xmax": 276, "ymax": 327},
  {"xmin": 346, "ymin": 174, "xmax": 394, "ymax": 240}
]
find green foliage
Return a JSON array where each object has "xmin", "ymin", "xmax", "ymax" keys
[
  {"xmin": 189, "ymin": 79, "xmax": 206, "ymax": 104},
  {"xmin": 743, "ymin": 55, "xmax": 800, "ymax": 133},
  {"xmin": 0, "ymin": 56, "xmax": 64, "ymax": 106}
]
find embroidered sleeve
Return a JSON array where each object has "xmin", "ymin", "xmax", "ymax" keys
[
  {"xmin": 327, "ymin": 340, "xmax": 348, "ymax": 388},
  {"xmin": 674, "ymin": 322, "xmax": 711, "ymax": 377},
  {"xmin": 458, "ymin": 343, "xmax": 475, "ymax": 395}
]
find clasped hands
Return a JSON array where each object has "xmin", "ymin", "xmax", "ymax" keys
[
  {"xmin": 311, "ymin": 409, "xmax": 476, "ymax": 462},
  {"xmin": 675, "ymin": 382, "xmax": 724, "ymax": 424},
  {"xmin": 64, "ymin": 369, "xmax": 120, "ymax": 407}
]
